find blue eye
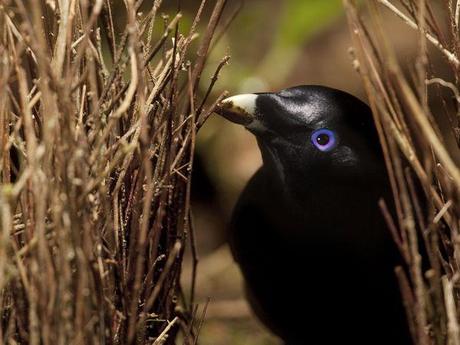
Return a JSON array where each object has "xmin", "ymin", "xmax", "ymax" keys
[{"xmin": 311, "ymin": 129, "xmax": 337, "ymax": 152}]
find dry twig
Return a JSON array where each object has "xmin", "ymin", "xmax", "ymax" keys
[
  {"xmin": 0, "ymin": 0, "xmax": 228, "ymax": 343},
  {"xmin": 344, "ymin": 1, "xmax": 460, "ymax": 344}
]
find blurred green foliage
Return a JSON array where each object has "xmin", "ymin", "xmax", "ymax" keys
[
  {"xmin": 276, "ymin": 0, "xmax": 342, "ymax": 47},
  {"xmin": 257, "ymin": 0, "xmax": 343, "ymax": 84},
  {"xmin": 207, "ymin": 0, "xmax": 343, "ymax": 92}
]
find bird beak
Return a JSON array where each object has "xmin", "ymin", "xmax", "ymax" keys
[{"xmin": 215, "ymin": 94, "xmax": 258, "ymax": 126}]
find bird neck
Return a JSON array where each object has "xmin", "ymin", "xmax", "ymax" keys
[
  {"xmin": 257, "ymin": 142, "xmax": 289, "ymax": 196},
  {"xmin": 261, "ymin": 159, "xmax": 388, "ymax": 212}
]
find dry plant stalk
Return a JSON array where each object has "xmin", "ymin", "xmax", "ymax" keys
[
  {"xmin": 344, "ymin": 1, "xmax": 460, "ymax": 344},
  {"xmin": 0, "ymin": 0, "xmax": 228, "ymax": 343}
]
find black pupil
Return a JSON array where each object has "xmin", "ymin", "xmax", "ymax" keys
[{"xmin": 316, "ymin": 133, "xmax": 330, "ymax": 146}]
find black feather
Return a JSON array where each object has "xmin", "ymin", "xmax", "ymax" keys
[{"xmin": 224, "ymin": 86, "xmax": 411, "ymax": 345}]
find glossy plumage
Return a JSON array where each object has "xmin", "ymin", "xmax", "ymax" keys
[{"xmin": 217, "ymin": 86, "xmax": 410, "ymax": 345}]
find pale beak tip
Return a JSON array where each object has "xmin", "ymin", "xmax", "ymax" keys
[{"xmin": 215, "ymin": 94, "xmax": 258, "ymax": 126}]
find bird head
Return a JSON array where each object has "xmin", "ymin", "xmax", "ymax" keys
[{"xmin": 216, "ymin": 85, "xmax": 385, "ymax": 199}]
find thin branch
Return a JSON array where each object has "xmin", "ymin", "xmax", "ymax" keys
[{"xmin": 377, "ymin": 0, "xmax": 460, "ymax": 66}]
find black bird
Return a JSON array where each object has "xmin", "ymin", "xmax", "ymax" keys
[{"xmin": 216, "ymin": 85, "xmax": 410, "ymax": 345}]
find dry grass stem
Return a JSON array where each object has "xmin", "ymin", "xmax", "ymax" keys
[
  {"xmin": 0, "ymin": 0, "xmax": 228, "ymax": 343},
  {"xmin": 344, "ymin": 1, "xmax": 460, "ymax": 344}
]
